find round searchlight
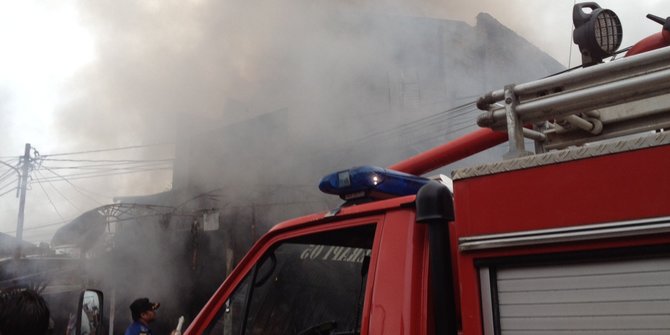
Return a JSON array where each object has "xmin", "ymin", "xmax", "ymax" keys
[{"xmin": 573, "ymin": 2, "xmax": 622, "ymax": 66}]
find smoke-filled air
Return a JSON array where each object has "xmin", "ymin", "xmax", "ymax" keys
[{"xmin": 1, "ymin": 0, "xmax": 663, "ymax": 334}]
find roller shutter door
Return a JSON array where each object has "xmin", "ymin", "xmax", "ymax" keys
[{"xmin": 484, "ymin": 257, "xmax": 670, "ymax": 335}]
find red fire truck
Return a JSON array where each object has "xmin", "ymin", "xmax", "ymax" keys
[
  {"xmin": 156, "ymin": 3, "xmax": 670, "ymax": 335},
  {"xmin": 159, "ymin": 3, "xmax": 670, "ymax": 335},
  {"xmin": 54, "ymin": 3, "xmax": 669, "ymax": 335}
]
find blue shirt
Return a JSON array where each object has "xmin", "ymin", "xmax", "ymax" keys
[{"xmin": 124, "ymin": 320, "xmax": 152, "ymax": 335}]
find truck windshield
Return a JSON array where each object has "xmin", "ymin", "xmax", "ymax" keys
[{"xmin": 204, "ymin": 224, "xmax": 375, "ymax": 335}]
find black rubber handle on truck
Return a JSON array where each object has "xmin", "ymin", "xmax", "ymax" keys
[{"xmin": 416, "ymin": 181, "xmax": 458, "ymax": 335}]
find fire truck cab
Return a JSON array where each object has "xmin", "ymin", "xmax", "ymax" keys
[{"xmin": 184, "ymin": 3, "xmax": 670, "ymax": 335}]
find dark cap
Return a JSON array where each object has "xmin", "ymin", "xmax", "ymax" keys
[{"xmin": 129, "ymin": 298, "xmax": 160, "ymax": 320}]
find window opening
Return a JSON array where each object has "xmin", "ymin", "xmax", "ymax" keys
[{"xmin": 205, "ymin": 224, "xmax": 375, "ymax": 335}]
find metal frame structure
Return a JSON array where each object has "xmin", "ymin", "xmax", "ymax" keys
[{"xmin": 476, "ymin": 46, "xmax": 670, "ymax": 157}]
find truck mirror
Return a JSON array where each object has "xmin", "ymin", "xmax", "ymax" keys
[{"xmin": 77, "ymin": 289, "xmax": 103, "ymax": 335}]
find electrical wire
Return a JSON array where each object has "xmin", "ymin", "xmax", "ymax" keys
[
  {"xmin": 380, "ymin": 107, "xmax": 473, "ymax": 142},
  {"xmin": 0, "ymin": 187, "xmax": 18, "ymax": 198},
  {"xmin": 1, "ymin": 217, "xmax": 74, "ymax": 238},
  {"xmin": 0, "ymin": 177, "xmax": 18, "ymax": 193},
  {"xmin": 34, "ymin": 166, "xmax": 172, "ymax": 183},
  {"xmin": 0, "ymin": 168, "xmax": 17, "ymax": 182},
  {"xmin": 0, "ymin": 172, "xmax": 18, "ymax": 186},
  {"xmin": 352, "ymin": 101, "xmax": 478, "ymax": 146},
  {"xmin": 40, "ymin": 168, "xmax": 110, "ymax": 205},
  {"xmin": 34, "ymin": 173, "xmax": 66, "ymax": 221},
  {"xmin": 405, "ymin": 123, "xmax": 478, "ymax": 148},
  {"xmin": 322, "ymin": 101, "xmax": 481, "ymax": 159},
  {"xmin": 41, "ymin": 167, "xmax": 107, "ymax": 205},
  {"xmin": 41, "ymin": 158, "xmax": 174, "ymax": 163},
  {"xmin": 41, "ymin": 161, "xmax": 173, "ymax": 171},
  {"xmin": 393, "ymin": 117, "xmax": 473, "ymax": 148},
  {"xmin": 347, "ymin": 105, "xmax": 467, "ymax": 146},
  {"xmin": 398, "ymin": 115, "xmax": 478, "ymax": 148},
  {"xmin": 373, "ymin": 112, "xmax": 474, "ymax": 146},
  {"xmin": 0, "ymin": 159, "xmax": 19, "ymax": 181},
  {"xmin": 42, "ymin": 142, "xmax": 173, "ymax": 157},
  {"xmin": 35, "ymin": 170, "xmax": 82, "ymax": 212}
]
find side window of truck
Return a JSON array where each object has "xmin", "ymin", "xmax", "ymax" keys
[{"xmin": 205, "ymin": 224, "xmax": 375, "ymax": 335}]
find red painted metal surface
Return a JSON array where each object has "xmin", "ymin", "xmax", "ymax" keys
[
  {"xmin": 454, "ymin": 144, "xmax": 670, "ymax": 237},
  {"xmin": 389, "ymin": 128, "xmax": 508, "ymax": 176},
  {"xmin": 625, "ymin": 30, "xmax": 670, "ymax": 57},
  {"xmin": 368, "ymin": 208, "xmax": 429, "ymax": 335}
]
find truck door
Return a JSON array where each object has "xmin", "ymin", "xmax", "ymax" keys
[
  {"xmin": 199, "ymin": 217, "xmax": 380, "ymax": 335},
  {"xmin": 478, "ymin": 250, "xmax": 670, "ymax": 334}
]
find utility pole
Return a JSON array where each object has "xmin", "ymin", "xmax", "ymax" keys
[{"xmin": 15, "ymin": 143, "xmax": 31, "ymax": 259}]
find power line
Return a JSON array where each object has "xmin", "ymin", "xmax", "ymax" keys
[
  {"xmin": 0, "ymin": 177, "xmax": 18, "ymax": 193},
  {"xmin": 316, "ymin": 110, "xmax": 478, "ymax": 165},
  {"xmin": 34, "ymin": 166, "xmax": 172, "ymax": 183},
  {"xmin": 397, "ymin": 115, "xmax": 477, "ymax": 147},
  {"xmin": 0, "ymin": 159, "xmax": 19, "ymax": 182},
  {"xmin": 41, "ymin": 161, "xmax": 173, "ymax": 171},
  {"xmin": 36, "ymin": 170, "xmax": 82, "ymax": 212},
  {"xmin": 390, "ymin": 114, "xmax": 474, "ymax": 146},
  {"xmin": 34, "ymin": 173, "xmax": 66, "ymax": 221},
  {"xmin": 369, "ymin": 122, "xmax": 478, "ymax": 154},
  {"xmin": 41, "ymin": 158, "xmax": 174, "ymax": 163},
  {"xmin": 406, "ymin": 123, "xmax": 478, "ymax": 148},
  {"xmin": 0, "ymin": 173, "xmax": 15, "ymax": 185},
  {"xmin": 1, "ymin": 218, "xmax": 74, "ymax": 234},
  {"xmin": 354, "ymin": 101, "xmax": 477, "ymax": 145},
  {"xmin": 0, "ymin": 187, "xmax": 18, "ymax": 198},
  {"xmin": 0, "ymin": 174, "xmax": 18, "ymax": 188},
  {"xmin": 0, "ymin": 167, "xmax": 17, "ymax": 181},
  {"xmin": 40, "ymin": 167, "xmax": 109, "ymax": 206},
  {"xmin": 42, "ymin": 142, "xmax": 174, "ymax": 157},
  {"xmin": 324, "ymin": 101, "xmax": 480, "ymax": 158}
]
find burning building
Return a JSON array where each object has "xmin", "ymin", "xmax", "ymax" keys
[{"xmin": 2, "ymin": 10, "xmax": 562, "ymax": 335}]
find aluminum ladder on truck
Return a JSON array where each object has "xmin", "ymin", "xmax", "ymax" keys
[{"xmin": 476, "ymin": 45, "xmax": 670, "ymax": 158}]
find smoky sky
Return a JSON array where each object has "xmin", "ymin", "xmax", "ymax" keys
[
  {"xmin": 58, "ymin": 0, "xmax": 508, "ymax": 146},
  {"xmin": 44, "ymin": 0, "xmax": 670, "ymax": 155},
  {"xmin": 1, "ymin": 0, "xmax": 577, "ymax": 242},
  {"xmin": 58, "ymin": 0, "xmax": 549, "ymax": 173},
  {"xmin": 60, "ymin": 0, "xmax": 335, "ymax": 144},
  {"xmin": 56, "ymin": 0, "xmax": 429, "ymax": 190}
]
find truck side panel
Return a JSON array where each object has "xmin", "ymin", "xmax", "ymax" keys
[
  {"xmin": 454, "ymin": 143, "xmax": 670, "ymax": 334},
  {"xmin": 455, "ymin": 144, "xmax": 670, "ymax": 237}
]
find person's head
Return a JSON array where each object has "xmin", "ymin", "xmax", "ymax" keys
[
  {"xmin": 0, "ymin": 288, "xmax": 51, "ymax": 335},
  {"xmin": 129, "ymin": 298, "xmax": 160, "ymax": 324}
]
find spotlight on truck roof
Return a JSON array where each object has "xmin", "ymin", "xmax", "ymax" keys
[
  {"xmin": 573, "ymin": 2, "xmax": 622, "ymax": 66},
  {"xmin": 319, "ymin": 165, "xmax": 430, "ymax": 201}
]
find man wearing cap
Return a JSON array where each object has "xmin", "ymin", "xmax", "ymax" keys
[{"xmin": 124, "ymin": 298, "xmax": 161, "ymax": 335}]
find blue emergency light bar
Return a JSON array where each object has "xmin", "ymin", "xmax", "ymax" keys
[{"xmin": 319, "ymin": 165, "xmax": 430, "ymax": 200}]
